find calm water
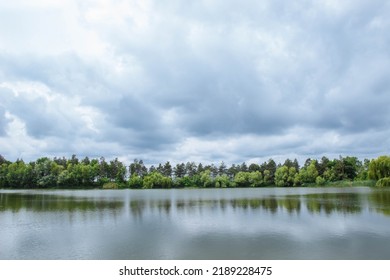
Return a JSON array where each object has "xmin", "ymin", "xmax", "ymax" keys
[{"xmin": 1, "ymin": 187, "xmax": 390, "ymax": 259}]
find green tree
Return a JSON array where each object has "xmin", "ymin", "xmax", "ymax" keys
[
  {"xmin": 248, "ymin": 171, "xmax": 263, "ymax": 187},
  {"xmin": 297, "ymin": 160, "xmax": 319, "ymax": 184},
  {"xmin": 369, "ymin": 156, "xmax": 390, "ymax": 180},
  {"xmin": 0, "ymin": 155, "xmax": 10, "ymax": 166},
  {"xmin": 274, "ymin": 166, "xmax": 297, "ymax": 187},
  {"xmin": 266, "ymin": 159, "xmax": 277, "ymax": 182},
  {"xmin": 200, "ymin": 170, "xmax": 214, "ymax": 188},
  {"xmin": 175, "ymin": 175, "xmax": 200, "ymax": 188},
  {"xmin": 128, "ymin": 174, "xmax": 143, "ymax": 189},
  {"xmin": 234, "ymin": 171, "xmax": 250, "ymax": 188},
  {"xmin": 185, "ymin": 162, "xmax": 197, "ymax": 177},
  {"xmin": 6, "ymin": 161, "xmax": 25, "ymax": 188},
  {"xmin": 174, "ymin": 163, "xmax": 186, "ymax": 178},
  {"xmin": 263, "ymin": 169, "xmax": 273, "ymax": 185},
  {"xmin": 275, "ymin": 166, "xmax": 289, "ymax": 187},
  {"xmin": 376, "ymin": 178, "xmax": 390, "ymax": 187},
  {"xmin": 248, "ymin": 163, "xmax": 260, "ymax": 172},
  {"xmin": 343, "ymin": 156, "xmax": 361, "ymax": 180},
  {"xmin": 57, "ymin": 170, "xmax": 73, "ymax": 187},
  {"xmin": 129, "ymin": 159, "xmax": 147, "ymax": 177},
  {"xmin": 214, "ymin": 174, "xmax": 230, "ymax": 188},
  {"xmin": 34, "ymin": 158, "xmax": 61, "ymax": 188},
  {"xmin": 227, "ymin": 164, "xmax": 239, "ymax": 179},
  {"xmin": 218, "ymin": 162, "xmax": 227, "ymax": 176},
  {"xmin": 316, "ymin": 176, "xmax": 326, "ymax": 186},
  {"xmin": 356, "ymin": 159, "xmax": 370, "ymax": 180},
  {"xmin": 143, "ymin": 172, "xmax": 172, "ymax": 189},
  {"xmin": 80, "ymin": 164, "xmax": 96, "ymax": 186},
  {"xmin": 109, "ymin": 158, "xmax": 126, "ymax": 183},
  {"xmin": 162, "ymin": 161, "xmax": 172, "ymax": 178},
  {"xmin": 0, "ymin": 163, "xmax": 8, "ymax": 188}
]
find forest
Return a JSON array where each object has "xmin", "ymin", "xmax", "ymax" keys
[{"xmin": 0, "ymin": 154, "xmax": 389, "ymax": 189}]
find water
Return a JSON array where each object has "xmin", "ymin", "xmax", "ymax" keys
[{"xmin": 1, "ymin": 187, "xmax": 390, "ymax": 259}]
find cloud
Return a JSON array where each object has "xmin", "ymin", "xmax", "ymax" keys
[
  {"xmin": 0, "ymin": 0, "xmax": 390, "ymax": 164},
  {"xmin": 0, "ymin": 105, "xmax": 7, "ymax": 136}
]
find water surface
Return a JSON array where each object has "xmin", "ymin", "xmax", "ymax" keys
[{"xmin": 1, "ymin": 187, "xmax": 390, "ymax": 259}]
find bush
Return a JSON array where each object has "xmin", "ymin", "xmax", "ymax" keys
[
  {"xmin": 315, "ymin": 176, "xmax": 326, "ymax": 186},
  {"xmin": 376, "ymin": 177, "xmax": 390, "ymax": 187},
  {"xmin": 102, "ymin": 182, "xmax": 118, "ymax": 189}
]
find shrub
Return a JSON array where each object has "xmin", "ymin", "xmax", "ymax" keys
[
  {"xmin": 102, "ymin": 182, "xmax": 118, "ymax": 189},
  {"xmin": 315, "ymin": 176, "xmax": 326, "ymax": 186},
  {"xmin": 376, "ymin": 177, "xmax": 390, "ymax": 187}
]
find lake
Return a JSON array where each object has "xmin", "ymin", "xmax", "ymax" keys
[{"xmin": 1, "ymin": 187, "xmax": 390, "ymax": 259}]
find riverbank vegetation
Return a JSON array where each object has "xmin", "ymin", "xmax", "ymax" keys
[{"xmin": 0, "ymin": 154, "xmax": 389, "ymax": 189}]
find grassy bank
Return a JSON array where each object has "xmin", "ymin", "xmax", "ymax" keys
[{"xmin": 299, "ymin": 180, "xmax": 376, "ymax": 188}]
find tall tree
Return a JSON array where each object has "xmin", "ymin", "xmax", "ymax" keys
[
  {"xmin": 369, "ymin": 156, "xmax": 390, "ymax": 180},
  {"xmin": 266, "ymin": 159, "xmax": 277, "ymax": 182},
  {"xmin": 174, "ymin": 163, "xmax": 186, "ymax": 178},
  {"xmin": 129, "ymin": 159, "xmax": 147, "ymax": 177},
  {"xmin": 185, "ymin": 162, "xmax": 197, "ymax": 177},
  {"xmin": 162, "ymin": 161, "xmax": 172, "ymax": 178},
  {"xmin": 218, "ymin": 162, "xmax": 227, "ymax": 176}
]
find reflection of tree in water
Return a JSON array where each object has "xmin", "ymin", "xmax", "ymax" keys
[
  {"xmin": 305, "ymin": 193, "xmax": 362, "ymax": 214},
  {"xmin": 6, "ymin": 190, "xmax": 387, "ymax": 219},
  {"xmin": 369, "ymin": 190, "xmax": 390, "ymax": 216},
  {"xmin": 130, "ymin": 200, "xmax": 146, "ymax": 219},
  {"xmin": 229, "ymin": 197, "xmax": 300, "ymax": 214},
  {"xmin": 125, "ymin": 192, "xmax": 390, "ymax": 218},
  {"xmin": 128, "ymin": 195, "xmax": 363, "ymax": 217},
  {"xmin": 280, "ymin": 198, "xmax": 301, "ymax": 214},
  {"xmin": 0, "ymin": 193, "xmax": 123, "ymax": 213},
  {"xmin": 148, "ymin": 199, "xmax": 173, "ymax": 216},
  {"xmin": 135, "ymin": 197, "xmax": 299, "ymax": 215},
  {"xmin": 157, "ymin": 200, "xmax": 171, "ymax": 215}
]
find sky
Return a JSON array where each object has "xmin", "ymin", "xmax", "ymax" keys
[{"xmin": 0, "ymin": 0, "xmax": 390, "ymax": 165}]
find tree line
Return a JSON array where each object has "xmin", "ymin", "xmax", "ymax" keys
[{"xmin": 0, "ymin": 154, "xmax": 389, "ymax": 189}]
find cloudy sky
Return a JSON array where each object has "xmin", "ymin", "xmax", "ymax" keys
[{"xmin": 1, "ymin": 0, "xmax": 389, "ymax": 165}]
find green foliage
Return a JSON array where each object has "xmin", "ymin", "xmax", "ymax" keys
[
  {"xmin": 234, "ymin": 171, "xmax": 250, "ymax": 187},
  {"xmin": 376, "ymin": 177, "xmax": 390, "ymax": 187},
  {"xmin": 315, "ymin": 176, "xmax": 326, "ymax": 186},
  {"xmin": 128, "ymin": 175, "xmax": 143, "ymax": 189},
  {"xmin": 102, "ymin": 182, "xmax": 118, "ymax": 189},
  {"xmin": 142, "ymin": 172, "xmax": 172, "ymax": 189},
  {"xmin": 248, "ymin": 171, "xmax": 263, "ymax": 187},
  {"xmin": 263, "ymin": 169, "xmax": 272, "ymax": 185},
  {"xmin": 369, "ymin": 156, "xmax": 390, "ymax": 180},
  {"xmin": 57, "ymin": 170, "xmax": 72, "ymax": 187},
  {"xmin": 266, "ymin": 159, "xmax": 277, "ymax": 182},
  {"xmin": 129, "ymin": 159, "xmax": 147, "ymax": 177},
  {"xmin": 275, "ymin": 166, "xmax": 297, "ymax": 187},
  {"xmin": 0, "ymin": 154, "xmax": 388, "ymax": 189},
  {"xmin": 298, "ymin": 160, "xmax": 319, "ymax": 184},
  {"xmin": 174, "ymin": 175, "xmax": 201, "ymax": 188},
  {"xmin": 214, "ymin": 174, "xmax": 230, "ymax": 188},
  {"xmin": 174, "ymin": 163, "xmax": 186, "ymax": 178},
  {"xmin": 343, "ymin": 156, "xmax": 361, "ymax": 180},
  {"xmin": 200, "ymin": 170, "xmax": 214, "ymax": 188}
]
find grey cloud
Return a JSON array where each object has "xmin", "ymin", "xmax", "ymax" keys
[
  {"xmin": 0, "ymin": 106, "xmax": 7, "ymax": 136},
  {"xmin": 1, "ymin": 0, "xmax": 390, "ymax": 163},
  {"xmin": 0, "ymin": 53, "xmax": 101, "ymax": 98},
  {"xmin": 7, "ymin": 97, "xmax": 72, "ymax": 139}
]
